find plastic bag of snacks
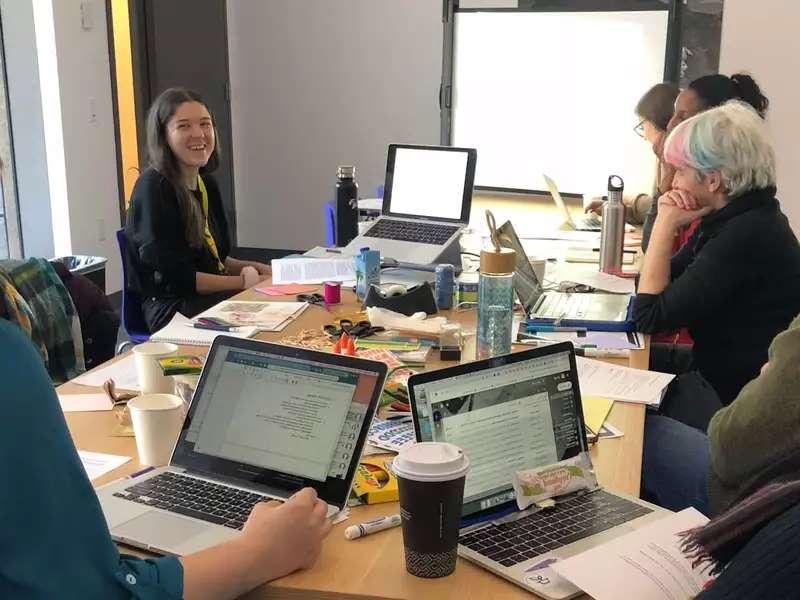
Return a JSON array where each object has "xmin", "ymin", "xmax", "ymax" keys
[{"xmin": 512, "ymin": 453, "xmax": 597, "ymax": 510}]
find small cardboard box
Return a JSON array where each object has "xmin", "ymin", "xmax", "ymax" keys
[{"xmin": 351, "ymin": 454, "xmax": 398, "ymax": 504}]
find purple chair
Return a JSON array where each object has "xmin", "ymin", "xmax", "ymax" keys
[{"xmin": 115, "ymin": 229, "xmax": 150, "ymax": 343}]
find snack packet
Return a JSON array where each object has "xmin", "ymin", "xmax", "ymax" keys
[{"xmin": 513, "ymin": 453, "xmax": 597, "ymax": 510}]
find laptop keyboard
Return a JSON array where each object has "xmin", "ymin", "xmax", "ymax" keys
[
  {"xmin": 577, "ymin": 214, "xmax": 602, "ymax": 230},
  {"xmin": 113, "ymin": 472, "xmax": 268, "ymax": 530},
  {"xmin": 364, "ymin": 219, "xmax": 459, "ymax": 245},
  {"xmin": 536, "ymin": 293, "xmax": 595, "ymax": 319},
  {"xmin": 459, "ymin": 490, "xmax": 652, "ymax": 568}
]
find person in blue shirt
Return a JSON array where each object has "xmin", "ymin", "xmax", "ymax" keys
[{"xmin": 0, "ymin": 316, "xmax": 332, "ymax": 599}]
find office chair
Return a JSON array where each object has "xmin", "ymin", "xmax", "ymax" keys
[{"xmin": 115, "ymin": 229, "xmax": 150, "ymax": 346}]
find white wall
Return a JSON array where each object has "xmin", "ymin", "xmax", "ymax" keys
[
  {"xmin": 228, "ymin": 0, "xmax": 442, "ymax": 250},
  {"xmin": 720, "ymin": 0, "xmax": 800, "ymax": 234},
  {"xmin": 0, "ymin": 0, "xmax": 54, "ymax": 258},
  {"xmin": 35, "ymin": 0, "xmax": 121, "ymax": 292}
]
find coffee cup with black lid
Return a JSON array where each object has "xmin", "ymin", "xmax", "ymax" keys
[{"xmin": 392, "ymin": 442, "xmax": 470, "ymax": 578}]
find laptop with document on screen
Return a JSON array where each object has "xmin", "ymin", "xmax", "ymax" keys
[
  {"xmin": 407, "ymin": 344, "xmax": 666, "ymax": 600},
  {"xmin": 543, "ymin": 174, "xmax": 602, "ymax": 232},
  {"xmin": 96, "ymin": 337, "xmax": 387, "ymax": 556},
  {"xmin": 343, "ymin": 144, "xmax": 477, "ymax": 266}
]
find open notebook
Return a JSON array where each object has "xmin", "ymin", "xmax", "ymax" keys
[{"xmin": 150, "ymin": 313, "xmax": 258, "ymax": 346}]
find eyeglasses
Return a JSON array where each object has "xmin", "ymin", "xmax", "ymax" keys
[{"xmin": 633, "ymin": 120, "xmax": 646, "ymax": 139}]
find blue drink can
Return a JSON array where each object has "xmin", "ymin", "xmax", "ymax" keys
[{"xmin": 434, "ymin": 264, "xmax": 455, "ymax": 310}]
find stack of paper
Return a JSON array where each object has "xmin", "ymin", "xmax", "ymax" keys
[
  {"xmin": 78, "ymin": 450, "xmax": 132, "ymax": 481},
  {"xmin": 576, "ymin": 357, "xmax": 674, "ymax": 406},
  {"xmin": 72, "ymin": 353, "xmax": 140, "ymax": 390},
  {"xmin": 196, "ymin": 300, "xmax": 308, "ymax": 332}
]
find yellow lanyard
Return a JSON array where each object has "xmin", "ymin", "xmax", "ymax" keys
[{"xmin": 197, "ymin": 176, "xmax": 226, "ymax": 273}]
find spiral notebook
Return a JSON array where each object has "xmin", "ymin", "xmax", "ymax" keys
[{"xmin": 150, "ymin": 313, "xmax": 258, "ymax": 346}]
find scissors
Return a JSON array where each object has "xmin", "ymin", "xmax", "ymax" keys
[
  {"xmin": 297, "ymin": 293, "xmax": 328, "ymax": 310},
  {"xmin": 323, "ymin": 318, "xmax": 385, "ymax": 339}
]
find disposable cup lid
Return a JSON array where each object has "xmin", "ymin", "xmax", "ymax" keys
[{"xmin": 392, "ymin": 442, "xmax": 469, "ymax": 482}]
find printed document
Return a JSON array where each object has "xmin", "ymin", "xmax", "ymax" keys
[
  {"xmin": 78, "ymin": 450, "xmax": 131, "ymax": 481},
  {"xmin": 272, "ymin": 257, "xmax": 355, "ymax": 284},
  {"xmin": 552, "ymin": 508, "xmax": 712, "ymax": 600},
  {"xmin": 73, "ymin": 354, "xmax": 139, "ymax": 391},
  {"xmin": 576, "ymin": 357, "xmax": 674, "ymax": 405}
]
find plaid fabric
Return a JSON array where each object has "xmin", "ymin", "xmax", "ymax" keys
[
  {"xmin": 0, "ymin": 270, "xmax": 48, "ymax": 363},
  {"xmin": 0, "ymin": 259, "xmax": 85, "ymax": 383}
]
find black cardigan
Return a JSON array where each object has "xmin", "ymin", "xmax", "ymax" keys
[
  {"xmin": 125, "ymin": 168, "xmax": 231, "ymax": 301},
  {"xmin": 634, "ymin": 187, "xmax": 800, "ymax": 405}
]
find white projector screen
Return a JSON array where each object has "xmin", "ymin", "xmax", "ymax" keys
[{"xmin": 452, "ymin": 10, "xmax": 669, "ymax": 198}]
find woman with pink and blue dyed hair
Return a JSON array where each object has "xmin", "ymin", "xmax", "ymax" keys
[{"xmin": 633, "ymin": 101, "xmax": 800, "ymax": 427}]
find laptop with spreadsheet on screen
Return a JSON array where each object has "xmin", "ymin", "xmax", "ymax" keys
[
  {"xmin": 407, "ymin": 344, "xmax": 666, "ymax": 600},
  {"xmin": 343, "ymin": 144, "xmax": 477, "ymax": 266},
  {"xmin": 96, "ymin": 337, "xmax": 386, "ymax": 556}
]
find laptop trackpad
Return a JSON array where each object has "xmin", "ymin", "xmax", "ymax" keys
[{"xmin": 114, "ymin": 511, "xmax": 208, "ymax": 549}]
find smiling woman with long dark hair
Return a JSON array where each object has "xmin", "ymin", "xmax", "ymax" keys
[{"xmin": 124, "ymin": 88, "xmax": 271, "ymax": 333}]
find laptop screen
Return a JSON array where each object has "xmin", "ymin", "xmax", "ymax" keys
[
  {"xmin": 408, "ymin": 344, "xmax": 587, "ymax": 517},
  {"xmin": 384, "ymin": 144, "xmax": 476, "ymax": 223},
  {"xmin": 171, "ymin": 338, "xmax": 386, "ymax": 505}
]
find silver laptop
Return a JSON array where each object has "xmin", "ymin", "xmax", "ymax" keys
[
  {"xmin": 496, "ymin": 219, "xmax": 631, "ymax": 321},
  {"xmin": 543, "ymin": 174, "xmax": 602, "ymax": 232},
  {"xmin": 97, "ymin": 337, "xmax": 387, "ymax": 556},
  {"xmin": 408, "ymin": 344, "xmax": 667, "ymax": 600},
  {"xmin": 343, "ymin": 144, "xmax": 477, "ymax": 266}
]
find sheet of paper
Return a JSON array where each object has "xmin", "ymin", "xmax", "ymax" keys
[
  {"xmin": 552, "ymin": 508, "xmax": 712, "ymax": 600},
  {"xmin": 560, "ymin": 270, "xmax": 636, "ymax": 294},
  {"xmin": 576, "ymin": 357, "xmax": 674, "ymax": 405},
  {"xmin": 78, "ymin": 450, "xmax": 131, "ymax": 480},
  {"xmin": 72, "ymin": 354, "xmax": 139, "ymax": 391},
  {"xmin": 272, "ymin": 257, "xmax": 355, "ymax": 284},
  {"xmin": 197, "ymin": 300, "xmax": 308, "ymax": 331},
  {"xmin": 581, "ymin": 395, "xmax": 614, "ymax": 435},
  {"xmin": 58, "ymin": 392, "xmax": 114, "ymax": 412},
  {"xmin": 254, "ymin": 283, "xmax": 319, "ymax": 297}
]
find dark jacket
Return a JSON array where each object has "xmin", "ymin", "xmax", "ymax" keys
[
  {"xmin": 124, "ymin": 168, "xmax": 231, "ymax": 331},
  {"xmin": 634, "ymin": 187, "xmax": 800, "ymax": 405}
]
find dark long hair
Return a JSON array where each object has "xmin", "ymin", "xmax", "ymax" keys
[
  {"xmin": 689, "ymin": 73, "xmax": 770, "ymax": 118},
  {"xmin": 145, "ymin": 88, "xmax": 221, "ymax": 248},
  {"xmin": 635, "ymin": 82, "xmax": 680, "ymax": 131}
]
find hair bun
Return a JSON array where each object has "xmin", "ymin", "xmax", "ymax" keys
[{"xmin": 731, "ymin": 73, "xmax": 769, "ymax": 117}]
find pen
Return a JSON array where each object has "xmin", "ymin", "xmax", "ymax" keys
[
  {"xmin": 191, "ymin": 322, "xmax": 244, "ymax": 332},
  {"xmin": 574, "ymin": 348, "xmax": 630, "ymax": 358},
  {"xmin": 527, "ymin": 325, "xmax": 588, "ymax": 333},
  {"xmin": 345, "ymin": 514, "xmax": 402, "ymax": 540}
]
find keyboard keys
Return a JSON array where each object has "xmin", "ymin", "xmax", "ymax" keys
[
  {"xmin": 459, "ymin": 491, "xmax": 652, "ymax": 568},
  {"xmin": 364, "ymin": 219, "xmax": 459, "ymax": 245},
  {"xmin": 120, "ymin": 473, "xmax": 267, "ymax": 528}
]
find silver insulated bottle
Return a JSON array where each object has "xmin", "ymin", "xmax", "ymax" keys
[{"xmin": 599, "ymin": 175, "xmax": 625, "ymax": 273}]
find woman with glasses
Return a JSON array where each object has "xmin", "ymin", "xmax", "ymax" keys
[{"xmin": 586, "ymin": 83, "xmax": 679, "ymax": 232}]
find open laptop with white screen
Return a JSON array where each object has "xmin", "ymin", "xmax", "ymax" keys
[
  {"xmin": 407, "ymin": 344, "xmax": 665, "ymax": 599},
  {"xmin": 97, "ymin": 337, "xmax": 387, "ymax": 556},
  {"xmin": 344, "ymin": 144, "xmax": 477, "ymax": 266}
]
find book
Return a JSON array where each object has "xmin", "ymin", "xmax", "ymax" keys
[{"xmin": 150, "ymin": 313, "xmax": 258, "ymax": 346}]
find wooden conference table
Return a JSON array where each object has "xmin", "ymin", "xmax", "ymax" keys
[{"xmin": 61, "ymin": 282, "xmax": 649, "ymax": 600}]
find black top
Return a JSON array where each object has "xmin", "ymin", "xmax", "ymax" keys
[
  {"xmin": 125, "ymin": 168, "xmax": 231, "ymax": 301},
  {"xmin": 697, "ymin": 501, "xmax": 800, "ymax": 599},
  {"xmin": 634, "ymin": 187, "xmax": 800, "ymax": 405}
]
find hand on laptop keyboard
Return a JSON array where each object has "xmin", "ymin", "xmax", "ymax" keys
[{"xmin": 237, "ymin": 488, "xmax": 334, "ymax": 580}]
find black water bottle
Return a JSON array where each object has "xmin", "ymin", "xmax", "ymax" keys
[{"xmin": 335, "ymin": 165, "xmax": 359, "ymax": 247}]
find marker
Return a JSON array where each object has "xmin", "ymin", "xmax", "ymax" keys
[
  {"xmin": 574, "ymin": 348, "xmax": 630, "ymax": 358},
  {"xmin": 527, "ymin": 325, "xmax": 588, "ymax": 333},
  {"xmin": 345, "ymin": 514, "xmax": 402, "ymax": 540}
]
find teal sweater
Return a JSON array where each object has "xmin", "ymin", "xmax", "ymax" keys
[{"xmin": 0, "ymin": 319, "xmax": 183, "ymax": 599}]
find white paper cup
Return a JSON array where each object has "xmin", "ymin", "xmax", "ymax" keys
[
  {"xmin": 530, "ymin": 258, "xmax": 546, "ymax": 285},
  {"xmin": 128, "ymin": 393, "xmax": 185, "ymax": 466},
  {"xmin": 132, "ymin": 342, "xmax": 179, "ymax": 394}
]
